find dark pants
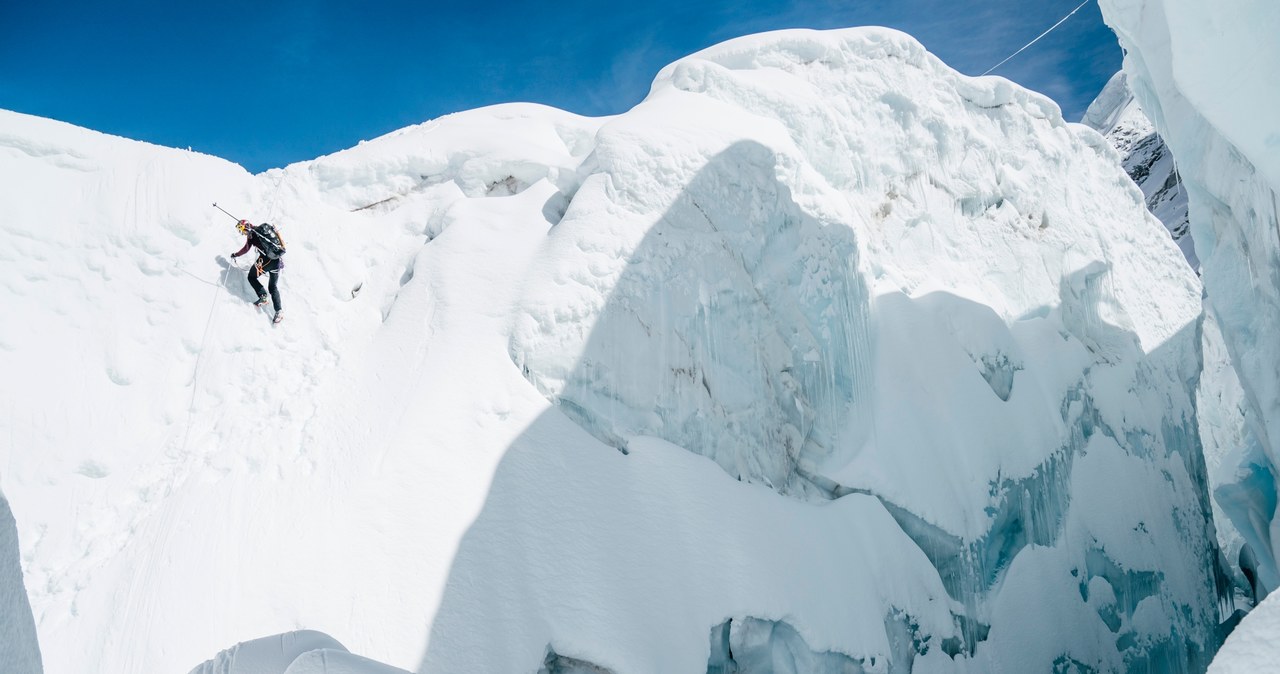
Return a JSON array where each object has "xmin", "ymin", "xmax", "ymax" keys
[{"xmin": 248, "ymin": 257, "xmax": 282, "ymax": 312}]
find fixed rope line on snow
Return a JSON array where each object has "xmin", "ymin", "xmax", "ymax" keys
[
  {"xmin": 266, "ymin": 169, "xmax": 288, "ymax": 223},
  {"xmin": 180, "ymin": 268, "xmax": 222, "ymax": 288},
  {"xmin": 981, "ymin": 0, "xmax": 1093, "ymax": 77},
  {"xmin": 178, "ymin": 259, "xmax": 236, "ymax": 456}
]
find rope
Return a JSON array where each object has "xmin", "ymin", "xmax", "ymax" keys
[
  {"xmin": 265, "ymin": 170, "xmax": 288, "ymax": 223},
  {"xmin": 981, "ymin": 0, "xmax": 1093, "ymax": 77},
  {"xmin": 180, "ymin": 268, "xmax": 222, "ymax": 287},
  {"xmin": 177, "ymin": 259, "xmax": 236, "ymax": 456}
]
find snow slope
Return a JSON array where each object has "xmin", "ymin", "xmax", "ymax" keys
[
  {"xmin": 1208, "ymin": 590, "xmax": 1280, "ymax": 674},
  {"xmin": 1099, "ymin": 0, "xmax": 1280, "ymax": 606},
  {"xmin": 1082, "ymin": 71, "xmax": 1194, "ymax": 268},
  {"xmin": 1, "ymin": 26, "xmax": 1229, "ymax": 674}
]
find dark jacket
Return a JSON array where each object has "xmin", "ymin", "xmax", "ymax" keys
[{"xmin": 232, "ymin": 225, "xmax": 285, "ymax": 269}]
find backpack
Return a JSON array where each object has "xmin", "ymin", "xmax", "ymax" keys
[{"xmin": 254, "ymin": 223, "xmax": 287, "ymax": 259}]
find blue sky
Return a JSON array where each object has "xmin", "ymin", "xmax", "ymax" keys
[{"xmin": 1, "ymin": 0, "xmax": 1120, "ymax": 173}]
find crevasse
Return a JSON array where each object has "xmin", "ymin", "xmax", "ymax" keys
[{"xmin": 1099, "ymin": 0, "xmax": 1280, "ymax": 605}]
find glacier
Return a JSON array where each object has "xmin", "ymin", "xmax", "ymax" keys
[
  {"xmin": 1097, "ymin": 0, "xmax": 1280, "ymax": 667},
  {"xmin": 1099, "ymin": 0, "xmax": 1280, "ymax": 611},
  {"xmin": 1082, "ymin": 70, "xmax": 1260, "ymax": 617},
  {"xmin": 0, "ymin": 24, "xmax": 1238, "ymax": 674}
]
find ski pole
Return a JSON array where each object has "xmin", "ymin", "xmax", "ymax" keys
[{"xmin": 212, "ymin": 202, "xmax": 241, "ymax": 222}]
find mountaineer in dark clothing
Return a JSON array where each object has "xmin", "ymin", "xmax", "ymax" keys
[{"xmin": 231, "ymin": 219, "xmax": 287, "ymax": 323}]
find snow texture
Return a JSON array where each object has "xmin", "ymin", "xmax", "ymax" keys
[
  {"xmin": 1208, "ymin": 591, "xmax": 1280, "ymax": 674},
  {"xmin": 283, "ymin": 650, "xmax": 413, "ymax": 674},
  {"xmin": 0, "ymin": 25, "xmax": 1229, "ymax": 674},
  {"xmin": 188, "ymin": 630, "xmax": 346, "ymax": 674},
  {"xmin": 186, "ymin": 630, "xmax": 411, "ymax": 674},
  {"xmin": 1100, "ymin": 0, "xmax": 1280, "ymax": 609}
]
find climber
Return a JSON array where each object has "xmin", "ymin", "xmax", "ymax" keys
[{"xmin": 230, "ymin": 219, "xmax": 287, "ymax": 323}]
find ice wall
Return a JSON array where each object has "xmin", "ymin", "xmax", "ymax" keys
[
  {"xmin": 1083, "ymin": 70, "xmax": 1262, "ymax": 611},
  {"xmin": 0, "ymin": 489, "xmax": 42, "ymax": 674},
  {"xmin": 1099, "ymin": 0, "xmax": 1280, "ymax": 602},
  {"xmin": 508, "ymin": 27, "xmax": 1227, "ymax": 672}
]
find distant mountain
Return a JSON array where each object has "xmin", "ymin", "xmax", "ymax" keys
[{"xmin": 1083, "ymin": 71, "xmax": 1196, "ymax": 269}]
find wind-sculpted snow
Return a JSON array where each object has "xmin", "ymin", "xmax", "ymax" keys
[
  {"xmin": 1099, "ymin": 0, "xmax": 1280, "ymax": 611},
  {"xmin": 186, "ymin": 630, "xmax": 413, "ymax": 674},
  {"xmin": 188, "ymin": 630, "xmax": 346, "ymax": 674},
  {"xmin": 0, "ymin": 25, "xmax": 1229, "ymax": 674},
  {"xmin": 1208, "ymin": 591, "xmax": 1280, "ymax": 674}
]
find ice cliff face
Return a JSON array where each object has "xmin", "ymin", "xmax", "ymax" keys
[
  {"xmin": 1083, "ymin": 69, "xmax": 1259, "ymax": 615},
  {"xmin": 509, "ymin": 28, "xmax": 1229, "ymax": 671},
  {"xmin": 1082, "ymin": 71, "xmax": 1194, "ymax": 268},
  {"xmin": 0, "ymin": 26, "xmax": 1230, "ymax": 674},
  {"xmin": 1099, "ymin": 0, "xmax": 1280, "ymax": 610},
  {"xmin": 0, "ymin": 489, "xmax": 41, "ymax": 674}
]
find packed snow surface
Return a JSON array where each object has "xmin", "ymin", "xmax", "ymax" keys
[
  {"xmin": 187, "ymin": 630, "xmax": 412, "ymax": 674},
  {"xmin": 1099, "ymin": 0, "xmax": 1280, "ymax": 609},
  {"xmin": 1207, "ymin": 591, "xmax": 1280, "ymax": 674},
  {"xmin": 1, "ymin": 26, "xmax": 1229, "ymax": 673}
]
